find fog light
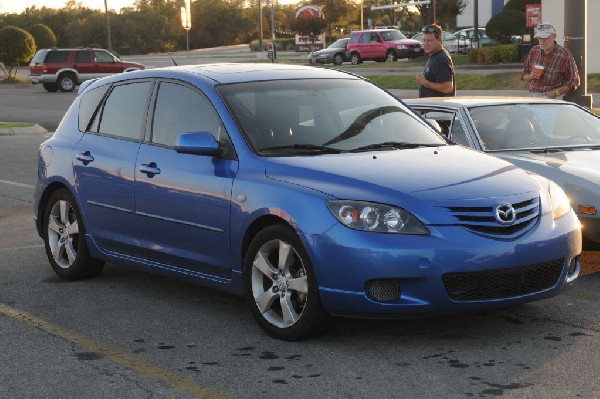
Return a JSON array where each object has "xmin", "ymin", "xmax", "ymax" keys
[
  {"xmin": 577, "ymin": 205, "xmax": 597, "ymax": 215},
  {"xmin": 365, "ymin": 279, "xmax": 400, "ymax": 302}
]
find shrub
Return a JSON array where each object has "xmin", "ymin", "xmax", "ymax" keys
[
  {"xmin": 0, "ymin": 26, "xmax": 36, "ymax": 80},
  {"xmin": 468, "ymin": 48, "xmax": 479, "ymax": 63},
  {"xmin": 497, "ymin": 44, "xmax": 519, "ymax": 63},
  {"xmin": 28, "ymin": 23, "xmax": 57, "ymax": 50}
]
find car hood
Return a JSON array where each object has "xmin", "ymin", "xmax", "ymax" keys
[
  {"xmin": 315, "ymin": 48, "xmax": 342, "ymax": 55},
  {"xmin": 264, "ymin": 145, "xmax": 537, "ymax": 205},
  {"xmin": 394, "ymin": 39, "xmax": 421, "ymax": 46},
  {"xmin": 497, "ymin": 149, "xmax": 600, "ymax": 196}
]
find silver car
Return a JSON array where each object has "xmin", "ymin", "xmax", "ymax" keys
[{"xmin": 406, "ymin": 97, "xmax": 600, "ymax": 249}]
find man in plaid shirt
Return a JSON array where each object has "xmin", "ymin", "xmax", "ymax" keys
[{"xmin": 521, "ymin": 23, "xmax": 580, "ymax": 99}]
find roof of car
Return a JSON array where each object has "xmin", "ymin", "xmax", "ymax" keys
[
  {"xmin": 85, "ymin": 63, "xmax": 362, "ymax": 88},
  {"xmin": 404, "ymin": 96, "xmax": 563, "ymax": 107}
]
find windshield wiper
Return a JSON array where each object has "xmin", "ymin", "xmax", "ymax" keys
[
  {"xmin": 258, "ymin": 144, "xmax": 343, "ymax": 155},
  {"xmin": 350, "ymin": 142, "xmax": 442, "ymax": 152},
  {"xmin": 528, "ymin": 144, "xmax": 600, "ymax": 154}
]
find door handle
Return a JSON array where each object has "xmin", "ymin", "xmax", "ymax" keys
[
  {"xmin": 140, "ymin": 162, "xmax": 161, "ymax": 177},
  {"xmin": 75, "ymin": 151, "xmax": 94, "ymax": 165}
]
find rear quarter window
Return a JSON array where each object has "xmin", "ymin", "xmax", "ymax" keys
[
  {"xmin": 78, "ymin": 84, "xmax": 110, "ymax": 132},
  {"xmin": 45, "ymin": 51, "xmax": 70, "ymax": 63}
]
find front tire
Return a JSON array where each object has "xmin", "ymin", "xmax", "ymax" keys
[
  {"xmin": 43, "ymin": 189, "xmax": 104, "ymax": 280},
  {"xmin": 243, "ymin": 225, "xmax": 331, "ymax": 341},
  {"xmin": 386, "ymin": 50, "xmax": 398, "ymax": 62},
  {"xmin": 333, "ymin": 53, "xmax": 344, "ymax": 65}
]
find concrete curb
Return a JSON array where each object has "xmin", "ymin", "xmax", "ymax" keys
[{"xmin": 0, "ymin": 124, "xmax": 49, "ymax": 136}]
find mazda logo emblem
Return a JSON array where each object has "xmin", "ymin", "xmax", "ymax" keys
[{"xmin": 495, "ymin": 203, "xmax": 516, "ymax": 225}]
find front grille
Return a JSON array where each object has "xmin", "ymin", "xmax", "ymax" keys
[
  {"xmin": 441, "ymin": 196, "xmax": 540, "ymax": 239},
  {"xmin": 442, "ymin": 259, "xmax": 564, "ymax": 301},
  {"xmin": 365, "ymin": 279, "xmax": 400, "ymax": 302}
]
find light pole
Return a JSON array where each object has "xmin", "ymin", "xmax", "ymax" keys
[
  {"xmin": 258, "ymin": 0, "xmax": 263, "ymax": 52},
  {"xmin": 103, "ymin": 0, "xmax": 112, "ymax": 51},
  {"xmin": 181, "ymin": 0, "xmax": 191, "ymax": 57}
]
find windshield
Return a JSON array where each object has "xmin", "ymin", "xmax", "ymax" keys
[
  {"xmin": 218, "ymin": 79, "xmax": 445, "ymax": 155},
  {"xmin": 470, "ymin": 103, "xmax": 600, "ymax": 150},
  {"xmin": 380, "ymin": 30, "xmax": 407, "ymax": 41},
  {"xmin": 330, "ymin": 39, "xmax": 348, "ymax": 49}
]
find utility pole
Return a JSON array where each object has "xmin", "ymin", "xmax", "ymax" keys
[
  {"xmin": 563, "ymin": 0, "xmax": 592, "ymax": 108},
  {"xmin": 472, "ymin": 0, "xmax": 479, "ymax": 49},
  {"xmin": 258, "ymin": 0, "xmax": 263, "ymax": 52},
  {"xmin": 103, "ymin": 0, "xmax": 112, "ymax": 51}
]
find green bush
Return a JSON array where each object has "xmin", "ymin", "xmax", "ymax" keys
[
  {"xmin": 497, "ymin": 44, "xmax": 519, "ymax": 63},
  {"xmin": 28, "ymin": 23, "xmax": 57, "ymax": 50},
  {"xmin": 468, "ymin": 48, "xmax": 479, "ymax": 63},
  {"xmin": 0, "ymin": 26, "xmax": 36, "ymax": 80},
  {"xmin": 249, "ymin": 38, "xmax": 296, "ymax": 52}
]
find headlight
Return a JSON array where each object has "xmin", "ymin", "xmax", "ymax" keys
[
  {"xmin": 397, "ymin": 45, "xmax": 407, "ymax": 49},
  {"xmin": 327, "ymin": 200, "xmax": 429, "ymax": 234},
  {"xmin": 530, "ymin": 174, "xmax": 571, "ymax": 220}
]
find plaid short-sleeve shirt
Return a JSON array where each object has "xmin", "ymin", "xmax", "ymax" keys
[{"xmin": 523, "ymin": 43, "xmax": 580, "ymax": 94}]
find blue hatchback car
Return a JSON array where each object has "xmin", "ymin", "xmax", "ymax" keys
[{"xmin": 34, "ymin": 64, "xmax": 581, "ymax": 340}]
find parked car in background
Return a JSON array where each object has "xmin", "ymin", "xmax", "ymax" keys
[
  {"xmin": 454, "ymin": 27, "xmax": 496, "ymax": 48},
  {"xmin": 28, "ymin": 48, "xmax": 145, "ymax": 92},
  {"xmin": 34, "ymin": 64, "xmax": 581, "ymax": 341},
  {"xmin": 347, "ymin": 29, "xmax": 423, "ymax": 64},
  {"xmin": 309, "ymin": 38, "xmax": 350, "ymax": 65},
  {"xmin": 445, "ymin": 32, "xmax": 471, "ymax": 54},
  {"xmin": 412, "ymin": 31, "xmax": 468, "ymax": 54},
  {"xmin": 406, "ymin": 97, "xmax": 600, "ymax": 248}
]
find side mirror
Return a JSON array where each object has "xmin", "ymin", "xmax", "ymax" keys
[{"xmin": 176, "ymin": 132, "xmax": 221, "ymax": 156}]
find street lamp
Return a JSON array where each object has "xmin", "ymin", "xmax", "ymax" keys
[{"xmin": 181, "ymin": 0, "xmax": 192, "ymax": 57}]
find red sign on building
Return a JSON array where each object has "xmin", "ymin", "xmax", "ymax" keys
[{"xmin": 526, "ymin": 4, "xmax": 542, "ymax": 28}]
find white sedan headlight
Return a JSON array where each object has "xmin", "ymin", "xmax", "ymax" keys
[
  {"xmin": 530, "ymin": 174, "xmax": 571, "ymax": 220},
  {"xmin": 327, "ymin": 200, "xmax": 429, "ymax": 234}
]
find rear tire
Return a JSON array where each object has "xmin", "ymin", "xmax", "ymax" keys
[
  {"xmin": 43, "ymin": 189, "xmax": 104, "ymax": 280},
  {"xmin": 58, "ymin": 73, "xmax": 76, "ymax": 92},
  {"xmin": 350, "ymin": 53, "xmax": 361, "ymax": 65}
]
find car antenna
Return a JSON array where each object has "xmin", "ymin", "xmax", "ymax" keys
[{"xmin": 167, "ymin": 52, "xmax": 178, "ymax": 66}]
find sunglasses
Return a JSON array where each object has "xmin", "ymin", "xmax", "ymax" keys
[
  {"xmin": 422, "ymin": 26, "xmax": 441, "ymax": 37},
  {"xmin": 537, "ymin": 24, "xmax": 554, "ymax": 30}
]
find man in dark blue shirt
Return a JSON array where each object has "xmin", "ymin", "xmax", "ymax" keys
[{"xmin": 416, "ymin": 24, "xmax": 455, "ymax": 97}]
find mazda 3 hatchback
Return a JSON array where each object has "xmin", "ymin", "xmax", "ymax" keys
[{"xmin": 34, "ymin": 64, "xmax": 581, "ymax": 340}]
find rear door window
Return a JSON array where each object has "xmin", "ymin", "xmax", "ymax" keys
[{"xmin": 95, "ymin": 80, "xmax": 153, "ymax": 140}]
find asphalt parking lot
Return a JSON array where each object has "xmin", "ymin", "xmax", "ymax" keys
[{"xmin": 1, "ymin": 54, "xmax": 599, "ymax": 398}]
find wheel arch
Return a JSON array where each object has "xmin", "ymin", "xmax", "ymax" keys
[{"xmin": 240, "ymin": 215, "xmax": 292, "ymax": 269}]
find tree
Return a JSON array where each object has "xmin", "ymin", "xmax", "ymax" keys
[
  {"xmin": 28, "ymin": 23, "xmax": 57, "ymax": 49},
  {"xmin": 0, "ymin": 26, "xmax": 36, "ymax": 80},
  {"xmin": 486, "ymin": 9, "xmax": 525, "ymax": 44},
  {"xmin": 415, "ymin": 0, "xmax": 467, "ymax": 30},
  {"xmin": 289, "ymin": 7, "xmax": 327, "ymax": 59}
]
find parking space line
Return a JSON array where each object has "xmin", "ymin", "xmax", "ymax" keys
[
  {"xmin": 0, "ymin": 244, "xmax": 45, "ymax": 252},
  {"xmin": 0, "ymin": 303, "xmax": 233, "ymax": 399},
  {"xmin": 564, "ymin": 290, "xmax": 600, "ymax": 302},
  {"xmin": 0, "ymin": 179, "xmax": 35, "ymax": 189}
]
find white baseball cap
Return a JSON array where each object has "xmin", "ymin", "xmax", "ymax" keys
[{"xmin": 534, "ymin": 23, "xmax": 557, "ymax": 39}]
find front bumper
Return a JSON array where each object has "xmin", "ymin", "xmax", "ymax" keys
[
  {"xmin": 398, "ymin": 47, "xmax": 424, "ymax": 58},
  {"xmin": 306, "ymin": 210, "xmax": 581, "ymax": 317}
]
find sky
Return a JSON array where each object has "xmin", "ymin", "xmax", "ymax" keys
[
  {"xmin": 1, "ymin": 0, "xmax": 298, "ymax": 14},
  {"xmin": 1, "ymin": 0, "xmax": 136, "ymax": 14}
]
